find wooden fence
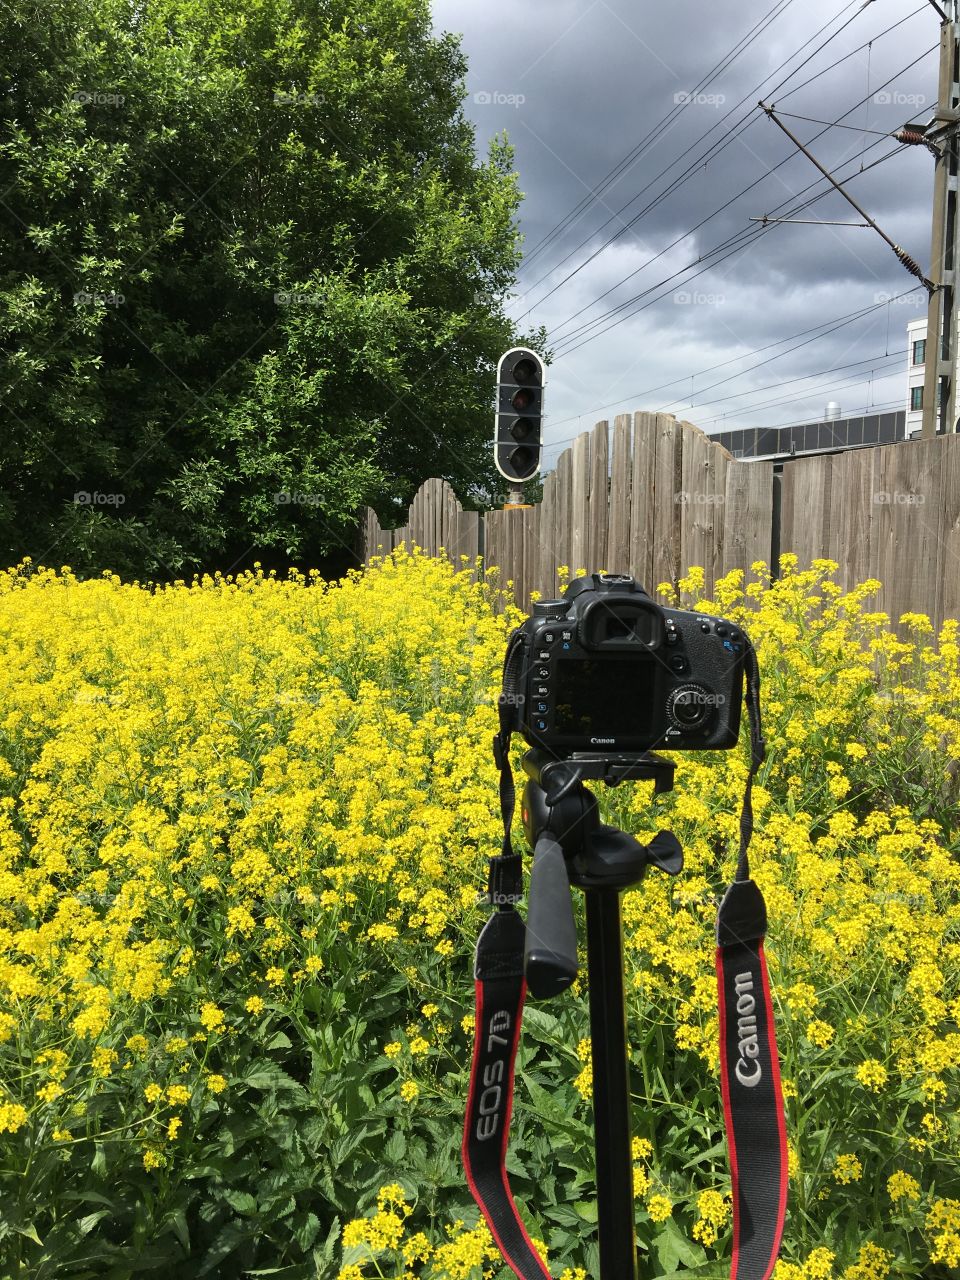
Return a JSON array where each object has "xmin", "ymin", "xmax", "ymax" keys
[
  {"xmin": 360, "ymin": 410, "xmax": 960, "ymax": 629},
  {"xmin": 362, "ymin": 411, "xmax": 772, "ymax": 603},
  {"xmin": 779, "ymin": 434, "xmax": 960, "ymax": 630}
]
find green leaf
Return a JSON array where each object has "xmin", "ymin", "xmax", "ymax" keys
[
  {"xmin": 223, "ymin": 1191, "xmax": 257, "ymax": 1216},
  {"xmin": 653, "ymin": 1219, "xmax": 706, "ymax": 1272},
  {"xmin": 572, "ymin": 1199, "xmax": 598, "ymax": 1223}
]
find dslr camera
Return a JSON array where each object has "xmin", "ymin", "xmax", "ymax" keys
[{"xmin": 510, "ymin": 572, "xmax": 748, "ymax": 754}]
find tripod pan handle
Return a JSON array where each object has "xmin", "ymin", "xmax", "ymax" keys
[{"xmin": 524, "ymin": 835, "xmax": 578, "ymax": 999}]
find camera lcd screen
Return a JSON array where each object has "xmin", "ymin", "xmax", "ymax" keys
[{"xmin": 553, "ymin": 658, "xmax": 657, "ymax": 738}]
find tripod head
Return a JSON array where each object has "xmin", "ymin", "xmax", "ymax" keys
[{"xmin": 519, "ymin": 749, "xmax": 683, "ymax": 999}]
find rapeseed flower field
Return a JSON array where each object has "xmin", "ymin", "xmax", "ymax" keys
[{"xmin": 0, "ymin": 548, "xmax": 958, "ymax": 1279}]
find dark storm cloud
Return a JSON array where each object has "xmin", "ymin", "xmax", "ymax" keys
[{"xmin": 430, "ymin": 0, "xmax": 939, "ymax": 461}]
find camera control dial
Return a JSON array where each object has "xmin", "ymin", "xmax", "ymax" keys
[{"xmin": 666, "ymin": 684, "xmax": 716, "ymax": 733}]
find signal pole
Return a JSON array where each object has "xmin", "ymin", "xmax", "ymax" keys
[{"xmin": 922, "ymin": 4, "xmax": 960, "ymax": 437}]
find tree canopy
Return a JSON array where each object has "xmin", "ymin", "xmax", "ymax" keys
[{"xmin": 0, "ymin": 0, "xmax": 543, "ymax": 577}]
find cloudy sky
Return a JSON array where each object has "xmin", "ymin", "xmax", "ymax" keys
[{"xmin": 429, "ymin": 0, "xmax": 938, "ymax": 468}]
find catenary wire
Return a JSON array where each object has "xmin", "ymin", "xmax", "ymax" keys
[
  {"xmin": 517, "ymin": 0, "xmax": 803, "ymax": 274},
  {"xmin": 545, "ymin": 288, "xmax": 920, "ymax": 430},
  {"xmin": 517, "ymin": 4, "xmax": 921, "ymax": 311},
  {"xmin": 545, "ymin": 54, "xmax": 934, "ymax": 350},
  {"xmin": 550, "ymin": 136, "xmax": 910, "ymax": 355}
]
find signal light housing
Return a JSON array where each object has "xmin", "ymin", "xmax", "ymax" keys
[{"xmin": 494, "ymin": 347, "xmax": 545, "ymax": 484}]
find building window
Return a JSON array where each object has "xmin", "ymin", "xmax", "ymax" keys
[
  {"xmin": 911, "ymin": 385, "xmax": 923, "ymax": 411},
  {"xmin": 913, "ymin": 339, "xmax": 926, "ymax": 365}
]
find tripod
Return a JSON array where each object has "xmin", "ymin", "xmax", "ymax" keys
[{"xmin": 519, "ymin": 748, "xmax": 684, "ymax": 1280}]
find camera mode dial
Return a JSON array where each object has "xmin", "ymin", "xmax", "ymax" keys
[{"xmin": 666, "ymin": 683, "xmax": 716, "ymax": 733}]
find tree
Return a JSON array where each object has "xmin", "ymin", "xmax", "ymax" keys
[{"xmin": 0, "ymin": 0, "xmax": 545, "ymax": 577}]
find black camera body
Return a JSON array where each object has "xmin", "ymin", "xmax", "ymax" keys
[{"xmin": 512, "ymin": 572, "xmax": 747, "ymax": 754}]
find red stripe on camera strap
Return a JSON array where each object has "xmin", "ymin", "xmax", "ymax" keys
[
  {"xmin": 713, "ymin": 641, "xmax": 787, "ymax": 1279},
  {"xmin": 716, "ymin": 892, "xmax": 788, "ymax": 1280},
  {"xmin": 462, "ymin": 909, "xmax": 552, "ymax": 1280}
]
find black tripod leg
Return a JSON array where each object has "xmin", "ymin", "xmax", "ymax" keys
[{"xmin": 584, "ymin": 886, "xmax": 639, "ymax": 1280}]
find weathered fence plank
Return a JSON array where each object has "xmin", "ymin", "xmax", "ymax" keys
[{"xmin": 360, "ymin": 414, "xmax": 960, "ymax": 630}]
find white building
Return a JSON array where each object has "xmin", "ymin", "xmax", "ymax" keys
[{"xmin": 906, "ymin": 317, "xmax": 927, "ymax": 438}]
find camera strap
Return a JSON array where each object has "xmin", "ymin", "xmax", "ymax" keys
[{"xmin": 463, "ymin": 632, "xmax": 787, "ymax": 1280}]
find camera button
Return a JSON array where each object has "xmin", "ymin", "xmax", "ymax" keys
[
  {"xmin": 536, "ymin": 719, "xmax": 547, "ymax": 731},
  {"xmin": 543, "ymin": 632, "xmax": 555, "ymax": 643},
  {"xmin": 665, "ymin": 630, "xmax": 679, "ymax": 645},
  {"xmin": 716, "ymin": 624, "xmax": 728, "ymax": 636},
  {"xmin": 700, "ymin": 622, "xmax": 711, "ymax": 633},
  {"xmin": 536, "ymin": 666, "xmax": 549, "ymax": 678},
  {"xmin": 537, "ymin": 649, "xmax": 551, "ymax": 659},
  {"xmin": 561, "ymin": 630, "xmax": 572, "ymax": 641},
  {"xmin": 670, "ymin": 655, "xmax": 689, "ymax": 672}
]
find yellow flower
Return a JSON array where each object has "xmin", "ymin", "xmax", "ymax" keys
[
  {"xmin": 167, "ymin": 1116, "xmax": 181, "ymax": 1139},
  {"xmin": 803, "ymin": 1246, "xmax": 835, "ymax": 1278},
  {"xmin": 206, "ymin": 1074, "xmax": 227, "ymax": 1094},
  {"xmin": 833, "ymin": 1153, "xmax": 863, "ymax": 1184},
  {"xmin": 245, "ymin": 996, "xmax": 264, "ymax": 1015},
  {"xmin": 199, "ymin": 1003, "xmax": 225, "ymax": 1034},
  {"xmin": 0, "ymin": 1103, "xmax": 27, "ymax": 1134},
  {"xmin": 696, "ymin": 1188, "xmax": 729, "ymax": 1226},
  {"xmin": 806, "ymin": 1020, "xmax": 834, "ymax": 1049},
  {"xmin": 384, "ymin": 1042, "xmax": 402, "ymax": 1058},
  {"xmin": 144, "ymin": 1083, "xmax": 163, "ymax": 1104},
  {"xmin": 400, "ymin": 1080, "xmax": 419, "ymax": 1102},
  {"xmin": 646, "ymin": 1194, "xmax": 672, "ymax": 1222},
  {"xmin": 886, "ymin": 1170, "xmax": 920, "ymax": 1201},
  {"xmin": 854, "ymin": 1060, "xmax": 888, "ymax": 1091}
]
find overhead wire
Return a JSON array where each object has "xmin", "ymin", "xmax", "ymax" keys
[
  {"xmin": 517, "ymin": 3, "xmax": 921, "ymax": 312},
  {"xmin": 550, "ymin": 135, "xmax": 910, "ymax": 356},
  {"xmin": 517, "ymin": 0, "xmax": 802, "ymax": 275},
  {"xmin": 544, "ymin": 287, "xmax": 920, "ymax": 430},
  {"xmin": 545, "ymin": 48, "xmax": 935, "ymax": 352}
]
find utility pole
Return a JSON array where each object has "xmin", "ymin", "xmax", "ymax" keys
[{"xmin": 922, "ymin": 5, "xmax": 960, "ymax": 437}]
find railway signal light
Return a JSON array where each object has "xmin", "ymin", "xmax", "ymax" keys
[{"xmin": 494, "ymin": 348, "xmax": 545, "ymax": 484}]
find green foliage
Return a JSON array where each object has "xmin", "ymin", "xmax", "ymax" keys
[{"xmin": 0, "ymin": 0, "xmax": 544, "ymax": 578}]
